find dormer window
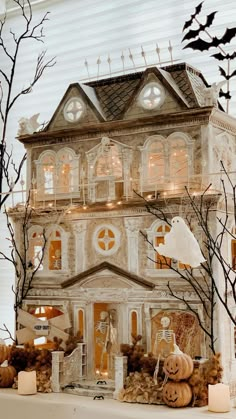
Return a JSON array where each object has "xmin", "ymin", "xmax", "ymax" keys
[
  {"xmin": 63, "ymin": 97, "xmax": 84, "ymax": 122},
  {"xmin": 139, "ymin": 82, "xmax": 165, "ymax": 110}
]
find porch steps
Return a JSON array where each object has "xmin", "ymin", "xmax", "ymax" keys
[{"xmin": 62, "ymin": 380, "xmax": 115, "ymax": 399}]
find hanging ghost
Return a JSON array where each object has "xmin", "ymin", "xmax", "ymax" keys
[{"xmin": 157, "ymin": 216, "xmax": 206, "ymax": 268}]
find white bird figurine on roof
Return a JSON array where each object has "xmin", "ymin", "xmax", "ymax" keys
[{"xmin": 157, "ymin": 216, "xmax": 206, "ymax": 268}]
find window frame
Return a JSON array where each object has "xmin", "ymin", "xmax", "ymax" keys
[
  {"xmin": 139, "ymin": 133, "xmax": 193, "ymax": 194},
  {"xmin": 35, "ymin": 147, "xmax": 80, "ymax": 200},
  {"xmin": 93, "ymin": 224, "xmax": 121, "ymax": 256}
]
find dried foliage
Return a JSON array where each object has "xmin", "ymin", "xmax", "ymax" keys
[
  {"xmin": 118, "ymin": 371, "xmax": 164, "ymax": 404},
  {"xmin": 189, "ymin": 353, "xmax": 223, "ymax": 407},
  {"xmin": 120, "ymin": 334, "xmax": 157, "ymax": 375},
  {"xmin": 9, "ymin": 343, "xmax": 52, "ymax": 392}
]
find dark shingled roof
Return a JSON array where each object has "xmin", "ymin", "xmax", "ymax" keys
[
  {"xmin": 87, "ymin": 73, "xmax": 142, "ymax": 121},
  {"xmin": 85, "ymin": 63, "xmax": 208, "ymax": 120}
]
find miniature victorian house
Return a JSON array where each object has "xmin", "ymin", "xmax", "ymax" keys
[{"xmin": 13, "ymin": 63, "xmax": 236, "ymax": 382}]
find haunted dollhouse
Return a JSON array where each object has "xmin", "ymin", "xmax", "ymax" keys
[{"xmin": 9, "ymin": 58, "xmax": 236, "ymax": 391}]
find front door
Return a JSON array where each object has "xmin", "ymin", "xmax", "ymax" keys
[{"xmin": 93, "ymin": 302, "xmax": 118, "ymax": 379}]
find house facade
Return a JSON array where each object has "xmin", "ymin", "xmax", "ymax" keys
[{"xmin": 13, "ymin": 63, "xmax": 236, "ymax": 380}]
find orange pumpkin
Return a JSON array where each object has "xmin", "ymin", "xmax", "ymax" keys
[
  {"xmin": 163, "ymin": 381, "xmax": 192, "ymax": 407},
  {"xmin": 163, "ymin": 353, "xmax": 193, "ymax": 381},
  {"xmin": 0, "ymin": 365, "xmax": 17, "ymax": 388},
  {"xmin": 0, "ymin": 344, "xmax": 11, "ymax": 364}
]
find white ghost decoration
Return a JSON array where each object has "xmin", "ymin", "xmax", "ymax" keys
[{"xmin": 157, "ymin": 216, "xmax": 206, "ymax": 268}]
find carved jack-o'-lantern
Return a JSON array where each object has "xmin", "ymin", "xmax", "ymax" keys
[
  {"xmin": 163, "ymin": 381, "xmax": 192, "ymax": 408},
  {"xmin": 0, "ymin": 364, "xmax": 17, "ymax": 388},
  {"xmin": 163, "ymin": 353, "xmax": 193, "ymax": 381}
]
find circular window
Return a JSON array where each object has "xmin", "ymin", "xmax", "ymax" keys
[
  {"xmin": 93, "ymin": 225, "xmax": 120, "ymax": 256},
  {"xmin": 139, "ymin": 82, "xmax": 165, "ymax": 110},
  {"xmin": 63, "ymin": 97, "xmax": 84, "ymax": 122}
]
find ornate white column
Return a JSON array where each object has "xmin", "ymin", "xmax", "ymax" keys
[
  {"xmin": 74, "ymin": 220, "xmax": 87, "ymax": 273},
  {"xmin": 124, "ymin": 217, "xmax": 141, "ymax": 274},
  {"xmin": 144, "ymin": 305, "xmax": 152, "ymax": 353},
  {"xmin": 51, "ymin": 351, "xmax": 64, "ymax": 392},
  {"xmin": 113, "ymin": 355, "xmax": 128, "ymax": 399}
]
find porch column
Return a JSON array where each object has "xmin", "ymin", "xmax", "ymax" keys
[
  {"xmin": 113, "ymin": 355, "xmax": 128, "ymax": 399},
  {"xmin": 144, "ymin": 305, "xmax": 152, "ymax": 353},
  {"xmin": 85, "ymin": 302, "xmax": 94, "ymax": 379}
]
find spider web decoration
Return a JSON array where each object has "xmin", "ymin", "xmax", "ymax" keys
[{"xmin": 182, "ymin": 1, "xmax": 236, "ymax": 113}]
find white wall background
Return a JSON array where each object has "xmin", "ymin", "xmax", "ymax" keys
[{"xmin": 1, "ymin": 0, "xmax": 236, "ymax": 339}]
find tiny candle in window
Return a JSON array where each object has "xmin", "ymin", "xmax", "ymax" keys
[
  {"xmin": 18, "ymin": 370, "xmax": 37, "ymax": 395},
  {"xmin": 208, "ymin": 383, "xmax": 231, "ymax": 412}
]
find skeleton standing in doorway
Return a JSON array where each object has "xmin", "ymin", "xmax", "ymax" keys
[{"xmin": 95, "ymin": 310, "xmax": 117, "ymax": 376}]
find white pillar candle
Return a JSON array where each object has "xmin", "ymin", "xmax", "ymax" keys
[
  {"xmin": 18, "ymin": 371, "xmax": 37, "ymax": 395},
  {"xmin": 208, "ymin": 383, "xmax": 231, "ymax": 412}
]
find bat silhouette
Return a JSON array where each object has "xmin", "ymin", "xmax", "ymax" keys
[
  {"xmin": 93, "ymin": 395, "xmax": 104, "ymax": 400},
  {"xmin": 183, "ymin": 2, "xmax": 204, "ymax": 31},
  {"xmin": 219, "ymin": 65, "xmax": 236, "ymax": 80},
  {"xmin": 211, "ymin": 51, "xmax": 236, "ymax": 61},
  {"xmin": 184, "ymin": 27, "xmax": 236, "ymax": 51},
  {"xmin": 219, "ymin": 89, "xmax": 231, "ymax": 100},
  {"xmin": 182, "ymin": 11, "xmax": 217, "ymax": 41}
]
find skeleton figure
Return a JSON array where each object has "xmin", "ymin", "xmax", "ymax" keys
[
  {"xmin": 153, "ymin": 316, "xmax": 182, "ymax": 384},
  {"xmin": 95, "ymin": 311, "xmax": 109, "ymax": 334},
  {"xmin": 95, "ymin": 310, "xmax": 117, "ymax": 377},
  {"xmin": 153, "ymin": 316, "xmax": 176, "ymax": 358}
]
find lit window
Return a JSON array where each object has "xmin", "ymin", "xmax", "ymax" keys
[
  {"xmin": 170, "ymin": 139, "xmax": 188, "ymax": 185},
  {"xmin": 98, "ymin": 228, "xmax": 115, "ymax": 251},
  {"xmin": 130, "ymin": 311, "xmax": 138, "ymax": 336},
  {"xmin": 28, "ymin": 306, "xmax": 63, "ymax": 348},
  {"xmin": 49, "ymin": 230, "xmax": 62, "ymax": 271},
  {"xmin": 95, "ymin": 144, "xmax": 122, "ymax": 178},
  {"xmin": 78, "ymin": 309, "xmax": 84, "ymax": 339},
  {"xmin": 57, "ymin": 150, "xmax": 75, "ymax": 193},
  {"xmin": 63, "ymin": 97, "xmax": 84, "ymax": 122},
  {"xmin": 139, "ymin": 82, "xmax": 165, "ymax": 110},
  {"xmin": 93, "ymin": 225, "xmax": 120, "ymax": 255},
  {"xmin": 147, "ymin": 141, "xmax": 165, "ymax": 183},
  {"xmin": 36, "ymin": 148, "xmax": 80, "ymax": 197},
  {"xmin": 154, "ymin": 224, "xmax": 171, "ymax": 269},
  {"xmin": 42, "ymin": 154, "xmax": 55, "ymax": 195},
  {"xmin": 29, "ymin": 229, "xmax": 44, "ymax": 270}
]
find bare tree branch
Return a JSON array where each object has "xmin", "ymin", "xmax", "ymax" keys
[{"xmin": 0, "ymin": 0, "xmax": 55, "ymax": 209}]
